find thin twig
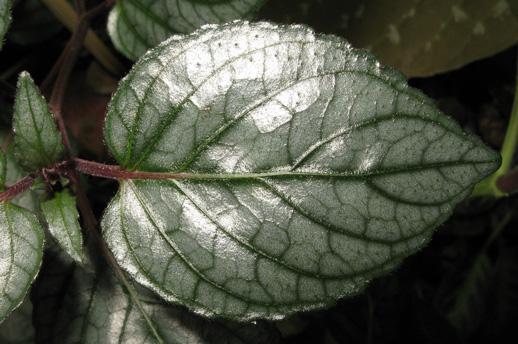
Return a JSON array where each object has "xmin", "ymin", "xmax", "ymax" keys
[
  {"xmin": 48, "ymin": 20, "xmax": 89, "ymax": 157},
  {"xmin": 40, "ymin": 50, "xmax": 67, "ymax": 93},
  {"xmin": 73, "ymin": 158, "xmax": 190, "ymax": 180},
  {"xmin": 0, "ymin": 175, "xmax": 36, "ymax": 203},
  {"xmin": 41, "ymin": 0, "xmax": 125, "ymax": 76}
]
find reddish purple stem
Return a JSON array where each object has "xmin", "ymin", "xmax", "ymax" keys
[
  {"xmin": 72, "ymin": 158, "xmax": 190, "ymax": 180},
  {"xmin": 0, "ymin": 175, "xmax": 36, "ymax": 203}
]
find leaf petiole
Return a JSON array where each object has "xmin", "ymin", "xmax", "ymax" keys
[
  {"xmin": 471, "ymin": 52, "xmax": 518, "ymax": 197},
  {"xmin": 0, "ymin": 175, "xmax": 36, "ymax": 203}
]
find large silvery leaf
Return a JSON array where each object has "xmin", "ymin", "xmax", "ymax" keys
[
  {"xmin": 0, "ymin": 0, "xmax": 12, "ymax": 50},
  {"xmin": 102, "ymin": 21, "xmax": 501, "ymax": 320},
  {"xmin": 107, "ymin": 0, "xmax": 265, "ymax": 60},
  {"xmin": 0, "ymin": 202, "xmax": 44, "ymax": 323},
  {"xmin": 13, "ymin": 71, "xmax": 66, "ymax": 172},
  {"xmin": 32, "ymin": 241, "xmax": 280, "ymax": 343}
]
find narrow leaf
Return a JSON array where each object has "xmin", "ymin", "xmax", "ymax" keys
[
  {"xmin": 13, "ymin": 71, "xmax": 66, "ymax": 172},
  {"xmin": 107, "ymin": 0, "xmax": 265, "ymax": 60},
  {"xmin": 0, "ymin": 202, "xmax": 44, "ymax": 323},
  {"xmin": 103, "ymin": 21, "xmax": 501, "ymax": 320},
  {"xmin": 0, "ymin": 0, "xmax": 12, "ymax": 50},
  {"xmin": 41, "ymin": 189, "xmax": 83, "ymax": 262},
  {"xmin": 32, "ymin": 241, "xmax": 280, "ymax": 343}
]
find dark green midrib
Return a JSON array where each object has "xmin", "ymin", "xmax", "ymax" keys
[
  {"xmin": 171, "ymin": 178, "xmax": 354, "ymax": 277},
  {"xmin": 52, "ymin": 192, "xmax": 81, "ymax": 260},
  {"xmin": 126, "ymin": 158, "xmax": 497, "ymax": 180}
]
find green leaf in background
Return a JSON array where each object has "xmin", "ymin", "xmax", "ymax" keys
[
  {"xmin": 259, "ymin": 0, "xmax": 518, "ymax": 77},
  {"xmin": 0, "ymin": 298, "xmax": 34, "ymax": 344},
  {"xmin": 447, "ymin": 252, "xmax": 493, "ymax": 337},
  {"xmin": 102, "ymin": 21, "xmax": 500, "ymax": 320},
  {"xmin": 32, "ymin": 241, "xmax": 280, "ymax": 344},
  {"xmin": 13, "ymin": 71, "xmax": 66, "ymax": 172},
  {"xmin": 0, "ymin": 202, "xmax": 44, "ymax": 323},
  {"xmin": 107, "ymin": 0, "xmax": 265, "ymax": 60},
  {"xmin": 0, "ymin": 150, "xmax": 6, "ymax": 191},
  {"xmin": 41, "ymin": 189, "xmax": 83, "ymax": 262},
  {"xmin": 0, "ymin": 0, "xmax": 12, "ymax": 50},
  {"xmin": 335, "ymin": 0, "xmax": 518, "ymax": 77}
]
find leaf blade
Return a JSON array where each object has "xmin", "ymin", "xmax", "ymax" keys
[
  {"xmin": 325, "ymin": 0, "xmax": 518, "ymax": 77},
  {"xmin": 107, "ymin": 0, "xmax": 265, "ymax": 60},
  {"xmin": 32, "ymin": 241, "xmax": 280, "ymax": 343},
  {"xmin": 0, "ymin": 202, "xmax": 44, "ymax": 323},
  {"xmin": 103, "ymin": 21, "xmax": 501, "ymax": 320},
  {"xmin": 13, "ymin": 71, "xmax": 66, "ymax": 172},
  {"xmin": 41, "ymin": 189, "xmax": 83, "ymax": 262}
]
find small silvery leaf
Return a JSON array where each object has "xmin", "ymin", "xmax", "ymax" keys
[
  {"xmin": 41, "ymin": 189, "xmax": 83, "ymax": 262},
  {"xmin": 13, "ymin": 71, "xmax": 66, "ymax": 172}
]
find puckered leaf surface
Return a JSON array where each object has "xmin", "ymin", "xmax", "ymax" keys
[
  {"xmin": 0, "ymin": 202, "xmax": 44, "ymax": 323},
  {"xmin": 32, "ymin": 241, "xmax": 280, "ymax": 343},
  {"xmin": 107, "ymin": 0, "xmax": 265, "ymax": 60},
  {"xmin": 13, "ymin": 71, "xmax": 66, "ymax": 172},
  {"xmin": 102, "ymin": 21, "xmax": 501, "ymax": 320}
]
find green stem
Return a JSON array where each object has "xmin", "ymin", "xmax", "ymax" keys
[{"xmin": 471, "ymin": 52, "xmax": 518, "ymax": 197}]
